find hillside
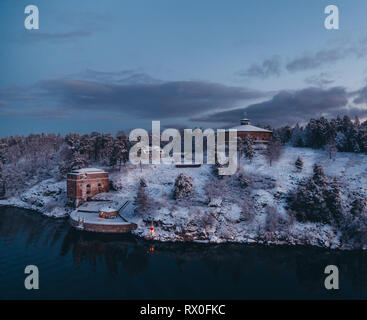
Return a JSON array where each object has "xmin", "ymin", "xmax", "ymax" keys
[{"xmin": 1, "ymin": 146, "xmax": 367, "ymax": 250}]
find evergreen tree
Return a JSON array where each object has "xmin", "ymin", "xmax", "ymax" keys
[
  {"xmin": 295, "ymin": 156, "xmax": 303, "ymax": 171},
  {"xmin": 287, "ymin": 163, "xmax": 345, "ymax": 225},
  {"xmin": 243, "ymin": 135, "xmax": 255, "ymax": 161}
]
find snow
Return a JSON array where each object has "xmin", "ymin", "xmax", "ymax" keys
[
  {"xmin": 2, "ymin": 146, "xmax": 367, "ymax": 249},
  {"xmin": 69, "ymin": 168, "xmax": 106, "ymax": 175},
  {"xmin": 70, "ymin": 210, "xmax": 131, "ymax": 226},
  {"xmin": 229, "ymin": 124, "xmax": 272, "ymax": 133}
]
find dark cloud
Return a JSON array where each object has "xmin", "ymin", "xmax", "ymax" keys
[
  {"xmin": 0, "ymin": 74, "xmax": 266, "ymax": 120},
  {"xmin": 192, "ymin": 86, "xmax": 365, "ymax": 127},
  {"xmin": 37, "ymin": 79, "xmax": 265, "ymax": 118},
  {"xmin": 237, "ymin": 55, "xmax": 281, "ymax": 79}
]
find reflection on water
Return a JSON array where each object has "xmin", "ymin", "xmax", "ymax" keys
[{"xmin": 1, "ymin": 206, "xmax": 367, "ymax": 299}]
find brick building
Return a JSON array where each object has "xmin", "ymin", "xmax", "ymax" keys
[{"xmin": 67, "ymin": 168, "xmax": 109, "ymax": 207}]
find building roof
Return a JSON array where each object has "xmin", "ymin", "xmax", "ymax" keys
[
  {"xmin": 229, "ymin": 124, "xmax": 272, "ymax": 133},
  {"xmin": 69, "ymin": 168, "xmax": 107, "ymax": 175}
]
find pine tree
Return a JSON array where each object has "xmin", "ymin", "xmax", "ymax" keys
[
  {"xmin": 295, "ymin": 156, "xmax": 303, "ymax": 172},
  {"xmin": 242, "ymin": 135, "xmax": 255, "ymax": 161},
  {"xmin": 287, "ymin": 163, "xmax": 345, "ymax": 225}
]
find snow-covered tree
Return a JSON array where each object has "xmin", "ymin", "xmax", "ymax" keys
[
  {"xmin": 173, "ymin": 173, "xmax": 194, "ymax": 200},
  {"xmin": 287, "ymin": 163, "xmax": 345, "ymax": 225},
  {"xmin": 134, "ymin": 178, "xmax": 149, "ymax": 214},
  {"xmin": 111, "ymin": 131, "xmax": 129, "ymax": 171},
  {"xmin": 241, "ymin": 135, "xmax": 255, "ymax": 161}
]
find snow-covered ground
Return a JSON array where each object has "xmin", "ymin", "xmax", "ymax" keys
[{"xmin": 1, "ymin": 146, "xmax": 367, "ymax": 249}]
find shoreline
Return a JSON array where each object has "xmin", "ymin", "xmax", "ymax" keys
[{"xmin": 0, "ymin": 202, "xmax": 355, "ymax": 251}]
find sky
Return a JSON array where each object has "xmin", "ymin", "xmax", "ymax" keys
[{"xmin": 1, "ymin": 0, "xmax": 367, "ymax": 137}]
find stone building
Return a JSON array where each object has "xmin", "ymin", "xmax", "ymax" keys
[{"xmin": 67, "ymin": 168, "xmax": 109, "ymax": 207}]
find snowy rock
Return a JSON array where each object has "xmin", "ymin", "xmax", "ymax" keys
[{"xmin": 208, "ymin": 198, "xmax": 222, "ymax": 207}]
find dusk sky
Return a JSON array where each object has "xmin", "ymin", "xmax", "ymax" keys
[{"xmin": 1, "ymin": 0, "xmax": 367, "ymax": 136}]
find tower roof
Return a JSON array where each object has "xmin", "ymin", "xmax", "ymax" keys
[{"xmin": 228, "ymin": 118, "xmax": 272, "ymax": 133}]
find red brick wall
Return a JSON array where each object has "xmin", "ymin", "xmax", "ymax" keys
[
  {"xmin": 67, "ymin": 172, "xmax": 109, "ymax": 202},
  {"xmin": 224, "ymin": 131, "xmax": 272, "ymax": 142}
]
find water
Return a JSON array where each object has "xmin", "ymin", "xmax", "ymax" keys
[{"xmin": 1, "ymin": 206, "xmax": 367, "ymax": 299}]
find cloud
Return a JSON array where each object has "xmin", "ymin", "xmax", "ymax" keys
[
  {"xmin": 192, "ymin": 86, "xmax": 365, "ymax": 127},
  {"xmin": 353, "ymin": 84, "xmax": 367, "ymax": 104},
  {"xmin": 237, "ymin": 37, "xmax": 367, "ymax": 78},
  {"xmin": 69, "ymin": 69, "xmax": 163, "ymax": 85},
  {"xmin": 37, "ymin": 79, "xmax": 265, "ymax": 118},
  {"xmin": 304, "ymin": 73, "xmax": 335, "ymax": 87},
  {"xmin": 286, "ymin": 48, "xmax": 345, "ymax": 73},
  {"xmin": 0, "ymin": 72, "xmax": 266, "ymax": 121},
  {"xmin": 236, "ymin": 55, "xmax": 281, "ymax": 79}
]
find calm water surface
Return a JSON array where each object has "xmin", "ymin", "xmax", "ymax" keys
[{"xmin": 1, "ymin": 206, "xmax": 367, "ymax": 299}]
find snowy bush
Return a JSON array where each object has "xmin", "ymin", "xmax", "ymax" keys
[{"xmin": 173, "ymin": 173, "xmax": 194, "ymax": 200}]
